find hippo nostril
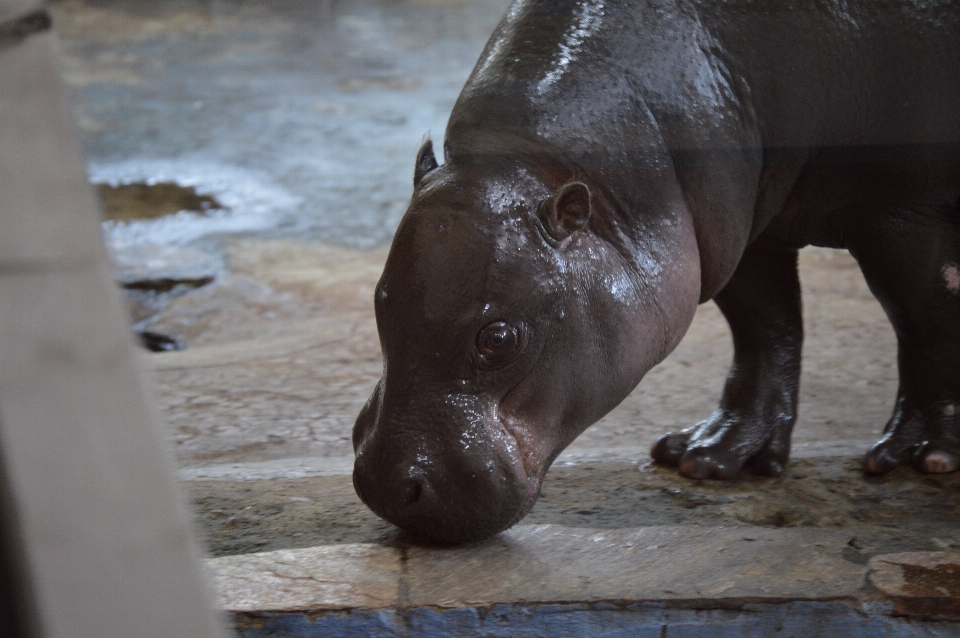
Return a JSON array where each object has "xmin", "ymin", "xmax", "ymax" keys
[{"xmin": 403, "ymin": 479, "xmax": 423, "ymax": 505}]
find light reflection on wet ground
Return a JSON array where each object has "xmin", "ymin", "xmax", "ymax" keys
[{"xmin": 54, "ymin": 0, "xmax": 511, "ymax": 248}]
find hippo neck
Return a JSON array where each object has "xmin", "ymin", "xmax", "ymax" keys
[{"xmin": 446, "ymin": 0, "xmax": 766, "ymax": 302}]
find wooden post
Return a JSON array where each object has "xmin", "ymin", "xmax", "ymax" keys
[{"xmin": 0, "ymin": 2, "xmax": 226, "ymax": 636}]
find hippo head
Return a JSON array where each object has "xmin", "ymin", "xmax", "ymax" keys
[{"xmin": 352, "ymin": 140, "xmax": 695, "ymax": 544}]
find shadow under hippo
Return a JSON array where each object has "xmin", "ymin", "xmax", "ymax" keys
[{"xmin": 352, "ymin": 0, "xmax": 960, "ymax": 544}]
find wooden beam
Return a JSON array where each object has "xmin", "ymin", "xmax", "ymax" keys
[{"xmin": 0, "ymin": 3, "xmax": 226, "ymax": 636}]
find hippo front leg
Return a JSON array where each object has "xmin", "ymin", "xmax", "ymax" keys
[{"xmin": 652, "ymin": 238, "xmax": 802, "ymax": 479}]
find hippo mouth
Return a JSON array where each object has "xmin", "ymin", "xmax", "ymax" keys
[
  {"xmin": 351, "ymin": 389, "xmax": 547, "ymax": 544},
  {"xmin": 497, "ymin": 408, "xmax": 552, "ymax": 486},
  {"xmin": 353, "ymin": 448, "xmax": 539, "ymax": 545}
]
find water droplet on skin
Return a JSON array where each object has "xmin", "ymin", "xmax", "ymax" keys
[{"xmin": 942, "ymin": 263, "xmax": 960, "ymax": 294}]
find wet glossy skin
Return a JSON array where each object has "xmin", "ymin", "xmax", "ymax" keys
[
  {"xmin": 352, "ymin": 149, "xmax": 700, "ymax": 542},
  {"xmin": 353, "ymin": 0, "xmax": 960, "ymax": 543}
]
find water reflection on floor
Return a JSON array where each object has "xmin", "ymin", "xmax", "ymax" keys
[{"xmin": 54, "ymin": 0, "xmax": 511, "ymax": 248}]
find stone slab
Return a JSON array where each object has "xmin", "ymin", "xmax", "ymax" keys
[
  {"xmin": 208, "ymin": 544, "xmax": 401, "ymax": 612},
  {"xmin": 869, "ymin": 551, "xmax": 960, "ymax": 620},
  {"xmin": 405, "ymin": 525, "xmax": 864, "ymax": 607},
  {"xmin": 210, "ymin": 527, "xmax": 960, "ymax": 635}
]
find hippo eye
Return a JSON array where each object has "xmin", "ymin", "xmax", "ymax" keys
[{"xmin": 476, "ymin": 321, "xmax": 524, "ymax": 369}]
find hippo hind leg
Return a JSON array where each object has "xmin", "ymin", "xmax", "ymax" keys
[
  {"xmin": 652, "ymin": 237, "xmax": 802, "ymax": 479},
  {"xmin": 845, "ymin": 207, "xmax": 960, "ymax": 475}
]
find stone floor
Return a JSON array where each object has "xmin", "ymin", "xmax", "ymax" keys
[{"xmin": 140, "ymin": 241, "xmax": 960, "ymax": 635}]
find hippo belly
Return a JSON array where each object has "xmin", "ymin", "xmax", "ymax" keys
[{"xmin": 352, "ymin": 0, "xmax": 960, "ymax": 543}]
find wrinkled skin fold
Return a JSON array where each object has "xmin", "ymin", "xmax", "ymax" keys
[{"xmin": 352, "ymin": 0, "xmax": 960, "ymax": 544}]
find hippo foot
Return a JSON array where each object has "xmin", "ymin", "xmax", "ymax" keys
[
  {"xmin": 865, "ymin": 400, "xmax": 960, "ymax": 475},
  {"xmin": 651, "ymin": 409, "xmax": 792, "ymax": 479}
]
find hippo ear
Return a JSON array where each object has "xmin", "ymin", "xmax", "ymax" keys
[
  {"xmin": 540, "ymin": 181, "xmax": 591, "ymax": 241},
  {"xmin": 413, "ymin": 139, "xmax": 439, "ymax": 187}
]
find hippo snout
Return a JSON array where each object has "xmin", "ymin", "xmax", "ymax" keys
[
  {"xmin": 352, "ymin": 393, "xmax": 539, "ymax": 544},
  {"xmin": 352, "ymin": 451, "xmax": 534, "ymax": 544}
]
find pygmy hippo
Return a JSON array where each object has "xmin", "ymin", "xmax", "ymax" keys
[{"xmin": 352, "ymin": 0, "xmax": 960, "ymax": 544}]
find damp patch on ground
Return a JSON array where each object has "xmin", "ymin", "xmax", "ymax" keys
[
  {"xmin": 96, "ymin": 181, "xmax": 225, "ymax": 222},
  {"xmin": 93, "ymin": 160, "xmax": 301, "ymax": 247}
]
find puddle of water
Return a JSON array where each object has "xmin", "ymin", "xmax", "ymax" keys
[
  {"xmin": 901, "ymin": 562, "xmax": 960, "ymax": 598},
  {"xmin": 97, "ymin": 181, "xmax": 224, "ymax": 222},
  {"xmin": 93, "ymin": 160, "xmax": 301, "ymax": 247}
]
